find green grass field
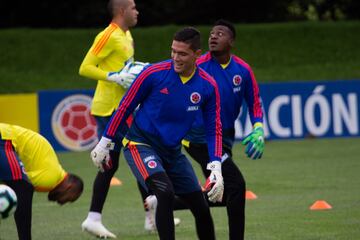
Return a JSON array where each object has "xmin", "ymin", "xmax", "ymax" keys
[
  {"xmin": 1, "ymin": 138, "xmax": 360, "ymax": 239},
  {"xmin": 1, "ymin": 21, "xmax": 359, "ymax": 239}
]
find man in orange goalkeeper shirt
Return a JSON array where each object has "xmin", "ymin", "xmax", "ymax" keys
[
  {"xmin": 0, "ymin": 123, "xmax": 84, "ymax": 240},
  {"xmin": 78, "ymin": 0, "xmax": 140, "ymax": 238}
]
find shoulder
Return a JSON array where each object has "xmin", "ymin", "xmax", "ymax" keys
[
  {"xmin": 198, "ymin": 67, "xmax": 217, "ymax": 89},
  {"xmin": 95, "ymin": 23, "xmax": 118, "ymax": 40},
  {"xmin": 134, "ymin": 60, "xmax": 172, "ymax": 82},
  {"xmin": 143, "ymin": 60, "xmax": 172, "ymax": 75},
  {"xmin": 196, "ymin": 52, "xmax": 212, "ymax": 66},
  {"xmin": 232, "ymin": 55, "xmax": 254, "ymax": 73}
]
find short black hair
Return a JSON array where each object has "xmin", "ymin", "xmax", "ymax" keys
[
  {"xmin": 173, "ymin": 27, "xmax": 201, "ymax": 51},
  {"xmin": 214, "ymin": 19, "xmax": 236, "ymax": 39},
  {"xmin": 48, "ymin": 174, "xmax": 84, "ymax": 204}
]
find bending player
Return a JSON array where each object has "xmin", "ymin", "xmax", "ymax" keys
[{"xmin": 0, "ymin": 123, "xmax": 83, "ymax": 240}]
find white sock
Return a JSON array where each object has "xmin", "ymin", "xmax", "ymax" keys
[{"xmin": 87, "ymin": 212, "xmax": 102, "ymax": 222}]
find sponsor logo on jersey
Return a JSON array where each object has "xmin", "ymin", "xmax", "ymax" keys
[
  {"xmin": 147, "ymin": 160, "xmax": 157, "ymax": 169},
  {"xmin": 144, "ymin": 155, "xmax": 156, "ymax": 163},
  {"xmin": 190, "ymin": 92, "xmax": 201, "ymax": 104},
  {"xmin": 233, "ymin": 87, "xmax": 241, "ymax": 93},
  {"xmin": 187, "ymin": 106, "xmax": 200, "ymax": 111},
  {"xmin": 51, "ymin": 94, "xmax": 98, "ymax": 151}
]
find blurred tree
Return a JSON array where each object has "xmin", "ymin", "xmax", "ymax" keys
[
  {"xmin": 287, "ymin": 0, "xmax": 360, "ymax": 21},
  {"xmin": 0, "ymin": 0, "xmax": 358, "ymax": 28}
]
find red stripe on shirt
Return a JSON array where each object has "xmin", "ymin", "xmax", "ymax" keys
[
  {"xmin": 107, "ymin": 63, "xmax": 171, "ymax": 136},
  {"xmin": 4, "ymin": 141, "xmax": 16, "ymax": 179},
  {"xmin": 196, "ymin": 52, "xmax": 211, "ymax": 65},
  {"xmin": 8, "ymin": 141, "xmax": 22, "ymax": 180},
  {"xmin": 129, "ymin": 145, "xmax": 149, "ymax": 180},
  {"xmin": 199, "ymin": 69, "xmax": 223, "ymax": 159},
  {"xmin": 5, "ymin": 141, "xmax": 21, "ymax": 180},
  {"xmin": 232, "ymin": 55, "xmax": 262, "ymax": 119}
]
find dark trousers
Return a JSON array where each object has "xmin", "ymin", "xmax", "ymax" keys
[
  {"xmin": 146, "ymin": 172, "xmax": 215, "ymax": 240},
  {"xmin": 183, "ymin": 142, "xmax": 246, "ymax": 240}
]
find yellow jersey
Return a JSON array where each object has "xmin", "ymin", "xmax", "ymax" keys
[
  {"xmin": 79, "ymin": 22, "xmax": 135, "ymax": 116},
  {"xmin": 0, "ymin": 123, "xmax": 66, "ymax": 192}
]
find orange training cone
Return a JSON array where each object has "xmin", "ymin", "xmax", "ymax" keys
[
  {"xmin": 245, "ymin": 190, "xmax": 258, "ymax": 200},
  {"xmin": 110, "ymin": 177, "xmax": 123, "ymax": 186},
  {"xmin": 310, "ymin": 200, "xmax": 332, "ymax": 210}
]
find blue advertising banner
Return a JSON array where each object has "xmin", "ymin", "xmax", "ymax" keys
[
  {"xmin": 38, "ymin": 90, "xmax": 97, "ymax": 151},
  {"xmin": 37, "ymin": 80, "xmax": 360, "ymax": 151},
  {"xmin": 235, "ymin": 80, "xmax": 360, "ymax": 140}
]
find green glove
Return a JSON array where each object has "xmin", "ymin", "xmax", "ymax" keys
[{"xmin": 242, "ymin": 126, "xmax": 264, "ymax": 160}]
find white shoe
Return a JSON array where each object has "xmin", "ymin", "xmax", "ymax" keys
[
  {"xmin": 81, "ymin": 218, "xmax": 117, "ymax": 239},
  {"xmin": 144, "ymin": 211, "xmax": 156, "ymax": 232},
  {"xmin": 144, "ymin": 195, "xmax": 181, "ymax": 231},
  {"xmin": 144, "ymin": 195, "xmax": 157, "ymax": 231},
  {"xmin": 174, "ymin": 217, "xmax": 181, "ymax": 226}
]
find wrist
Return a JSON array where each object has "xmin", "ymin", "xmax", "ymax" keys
[
  {"xmin": 98, "ymin": 137, "xmax": 115, "ymax": 150},
  {"xmin": 107, "ymin": 72, "xmax": 122, "ymax": 83},
  {"xmin": 253, "ymin": 122, "xmax": 263, "ymax": 130},
  {"xmin": 207, "ymin": 161, "xmax": 221, "ymax": 172}
]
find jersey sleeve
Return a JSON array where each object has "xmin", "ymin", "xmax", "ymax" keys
[
  {"xmin": 103, "ymin": 66, "xmax": 154, "ymax": 140},
  {"xmin": 201, "ymin": 75, "xmax": 222, "ymax": 162},
  {"xmin": 243, "ymin": 66, "xmax": 263, "ymax": 125},
  {"xmin": 78, "ymin": 33, "xmax": 115, "ymax": 81}
]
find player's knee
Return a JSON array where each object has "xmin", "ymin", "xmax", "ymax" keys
[
  {"xmin": 193, "ymin": 202, "xmax": 212, "ymax": 221},
  {"xmin": 156, "ymin": 187, "xmax": 175, "ymax": 206},
  {"xmin": 232, "ymin": 179, "xmax": 246, "ymax": 198},
  {"xmin": 146, "ymin": 172, "xmax": 175, "ymax": 204}
]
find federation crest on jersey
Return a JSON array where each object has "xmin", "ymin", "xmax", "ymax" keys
[
  {"xmin": 233, "ymin": 75, "xmax": 242, "ymax": 86},
  {"xmin": 190, "ymin": 92, "xmax": 201, "ymax": 104},
  {"xmin": 147, "ymin": 160, "xmax": 157, "ymax": 169}
]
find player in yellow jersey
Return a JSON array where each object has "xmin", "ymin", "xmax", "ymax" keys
[
  {"xmin": 78, "ymin": 0, "xmax": 140, "ymax": 238},
  {"xmin": 0, "ymin": 123, "xmax": 83, "ymax": 240}
]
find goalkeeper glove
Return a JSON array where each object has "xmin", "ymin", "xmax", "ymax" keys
[
  {"xmin": 206, "ymin": 161, "xmax": 224, "ymax": 203},
  {"xmin": 128, "ymin": 61, "xmax": 149, "ymax": 75},
  {"xmin": 107, "ymin": 62, "xmax": 136, "ymax": 89},
  {"xmin": 90, "ymin": 137, "xmax": 115, "ymax": 172},
  {"xmin": 242, "ymin": 125, "xmax": 264, "ymax": 160}
]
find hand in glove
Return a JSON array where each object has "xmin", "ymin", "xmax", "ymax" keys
[
  {"xmin": 107, "ymin": 61, "xmax": 136, "ymax": 88},
  {"xmin": 90, "ymin": 137, "xmax": 115, "ymax": 172},
  {"xmin": 242, "ymin": 125, "xmax": 264, "ymax": 160},
  {"xmin": 205, "ymin": 161, "xmax": 224, "ymax": 203}
]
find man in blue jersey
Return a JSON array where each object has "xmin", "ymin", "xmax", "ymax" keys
[
  {"xmin": 90, "ymin": 27, "xmax": 224, "ymax": 240},
  {"xmin": 177, "ymin": 19, "xmax": 264, "ymax": 240}
]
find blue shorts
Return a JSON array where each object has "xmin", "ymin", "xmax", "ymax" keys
[
  {"xmin": 123, "ymin": 144, "xmax": 201, "ymax": 194},
  {"xmin": 95, "ymin": 115, "xmax": 128, "ymax": 152},
  {"xmin": 0, "ymin": 138, "xmax": 28, "ymax": 182}
]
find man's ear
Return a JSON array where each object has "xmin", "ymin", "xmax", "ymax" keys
[
  {"xmin": 229, "ymin": 38, "xmax": 235, "ymax": 48},
  {"xmin": 118, "ymin": 6, "xmax": 126, "ymax": 16},
  {"xmin": 195, "ymin": 49, "xmax": 202, "ymax": 59}
]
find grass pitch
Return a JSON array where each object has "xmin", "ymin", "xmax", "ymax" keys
[{"xmin": 1, "ymin": 138, "xmax": 360, "ymax": 239}]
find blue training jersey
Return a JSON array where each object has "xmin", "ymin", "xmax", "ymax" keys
[
  {"xmin": 185, "ymin": 52, "xmax": 263, "ymax": 147},
  {"xmin": 104, "ymin": 60, "xmax": 222, "ymax": 162}
]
